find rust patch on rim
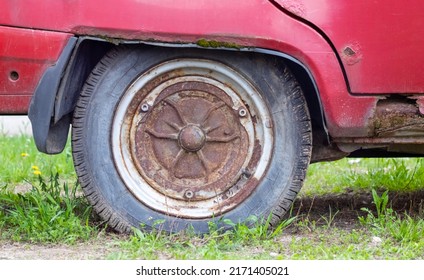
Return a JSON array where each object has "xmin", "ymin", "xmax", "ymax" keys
[
  {"xmin": 113, "ymin": 59, "xmax": 273, "ymax": 219},
  {"xmin": 132, "ymin": 80, "xmax": 250, "ymax": 201}
]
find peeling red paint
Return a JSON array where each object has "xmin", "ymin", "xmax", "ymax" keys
[
  {"xmin": 341, "ymin": 43, "xmax": 362, "ymax": 66},
  {"xmin": 273, "ymin": 0, "xmax": 306, "ymax": 17},
  {"xmin": 335, "ymin": 97, "xmax": 424, "ymax": 147}
]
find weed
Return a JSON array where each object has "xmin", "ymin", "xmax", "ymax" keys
[
  {"xmin": 359, "ymin": 189, "xmax": 424, "ymax": 245},
  {"xmin": 320, "ymin": 206, "xmax": 339, "ymax": 229},
  {"xmin": 0, "ymin": 173, "xmax": 94, "ymax": 243},
  {"xmin": 359, "ymin": 189, "xmax": 393, "ymax": 230},
  {"xmin": 389, "ymin": 216, "xmax": 424, "ymax": 243},
  {"xmin": 222, "ymin": 215, "xmax": 296, "ymax": 241},
  {"xmin": 111, "ymin": 215, "xmax": 296, "ymax": 259},
  {"xmin": 295, "ymin": 218, "xmax": 317, "ymax": 232}
]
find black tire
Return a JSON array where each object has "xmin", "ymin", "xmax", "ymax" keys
[{"xmin": 72, "ymin": 46, "xmax": 312, "ymax": 233}]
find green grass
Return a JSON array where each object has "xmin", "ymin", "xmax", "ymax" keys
[
  {"xmin": 0, "ymin": 135, "xmax": 75, "ymax": 185},
  {"xmin": 303, "ymin": 158, "xmax": 424, "ymax": 196},
  {"xmin": 286, "ymin": 190, "xmax": 424, "ymax": 260},
  {"xmin": 286, "ymin": 227, "xmax": 424, "ymax": 259},
  {"xmin": 0, "ymin": 135, "xmax": 93, "ymax": 244},
  {"xmin": 1, "ymin": 134, "xmax": 424, "ymax": 259},
  {"xmin": 0, "ymin": 173, "xmax": 95, "ymax": 244},
  {"xmin": 109, "ymin": 215, "xmax": 424, "ymax": 260},
  {"xmin": 359, "ymin": 189, "xmax": 424, "ymax": 244}
]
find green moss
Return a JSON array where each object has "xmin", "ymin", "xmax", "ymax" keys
[{"xmin": 196, "ymin": 39, "xmax": 242, "ymax": 49}]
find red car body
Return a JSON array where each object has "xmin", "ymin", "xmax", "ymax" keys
[
  {"xmin": 1, "ymin": 0, "xmax": 423, "ymax": 232},
  {"xmin": 2, "ymin": 1, "xmax": 424, "ymax": 147}
]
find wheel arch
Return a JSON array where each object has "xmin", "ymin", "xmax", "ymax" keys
[
  {"xmin": 53, "ymin": 38, "xmax": 113, "ymax": 124},
  {"xmin": 32, "ymin": 37, "xmax": 329, "ymax": 156},
  {"xmin": 29, "ymin": 37, "xmax": 112, "ymax": 153}
]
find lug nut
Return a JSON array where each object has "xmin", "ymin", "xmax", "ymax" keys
[
  {"xmin": 238, "ymin": 108, "xmax": 247, "ymax": 117},
  {"xmin": 141, "ymin": 103, "xmax": 150, "ymax": 112},
  {"xmin": 184, "ymin": 190, "xmax": 194, "ymax": 199}
]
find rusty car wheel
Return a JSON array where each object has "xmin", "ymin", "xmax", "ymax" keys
[
  {"xmin": 112, "ymin": 59, "xmax": 272, "ymax": 219},
  {"xmin": 72, "ymin": 46, "xmax": 312, "ymax": 233}
]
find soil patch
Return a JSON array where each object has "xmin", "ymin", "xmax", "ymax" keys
[{"xmin": 292, "ymin": 190, "xmax": 424, "ymax": 228}]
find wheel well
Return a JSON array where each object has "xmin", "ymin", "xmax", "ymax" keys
[
  {"xmin": 283, "ymin": 59, "xmax": 328, "ymax": 143},
  {"xmin": 281, "ymin": 59, "xmax": 345, "ymax": 163},
  {"xmin": 59, "ymin": 40, "xmax": 328, "ymax": 132},
  {"xmin": 54, "ymin": 38, "xmax": 113, "ymax": 123},
  {"xmin": 53, "ymin": 40, "xmax": 330, "ymax": 159},
  {"xmin": 31, "ymin": 37, "xmax": 113, "ymax": 154}
]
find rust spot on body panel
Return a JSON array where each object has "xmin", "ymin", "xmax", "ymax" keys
[
  {"xmin": 341, "ymin": 43, "xmax": 362, "ymax": 65},
  {"xmin": 335, "ymin": 97, "xmax": 424, "ymax": 147},
  {"xmin": 413, "ymin": 96, "xmax": 424, "ymax": 115},
  {"xmin": 372, "ymin": 99, "xmax": 424, "ymax": 137}
]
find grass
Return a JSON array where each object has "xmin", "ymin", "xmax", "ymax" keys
[
  {"xmin": 0, "ymin": 173, "xmax": 95, "ymax": 244},
  {"xmin": 302, "ymin": 157, "xmax": 424, "ymax": 195},
  {"xmin": 1, "ymin": 134, "xmax": 424, "ymax": 259},
  {"xmin": 0, "ymin": 135, "xmax": 75, "ymax": 185},
  {"xmin": 288, "ymin": 189, "xmax": 424, "ymax": 260},
  {"xmin": 0, "ymin": 135, "xmax": 95, "ymax": 244},
  {"xmin": 359, "ymin": 189, "xmax": 424, "ymax": 244},
  {"xmin": 110, "ymin": 210, "xmax": 424, "ymax": 259}
]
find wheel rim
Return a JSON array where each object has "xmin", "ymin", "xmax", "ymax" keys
[{"xmin": 112, "ymin": 59, "xmax": 273, "ymax": 219}]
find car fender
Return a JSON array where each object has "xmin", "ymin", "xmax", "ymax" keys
[{"xmin": 2, "ymin": 0, "xmax": 379, "ymax": 152}]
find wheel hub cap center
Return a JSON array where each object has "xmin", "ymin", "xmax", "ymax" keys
[{"xmin": 178, "ymin": 125, "xmax": 206, "ymax": 152}]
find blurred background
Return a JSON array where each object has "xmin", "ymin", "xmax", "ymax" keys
[{"xmin": 0, "ymin": 116, "xmax": 32, "ymax": 136}]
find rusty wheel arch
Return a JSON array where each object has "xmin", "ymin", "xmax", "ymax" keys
[{"xmin": 37, "ymin": 37, "xmax": 329, "ymax": 161}]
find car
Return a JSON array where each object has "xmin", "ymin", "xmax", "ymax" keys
[{"xmin": 1, "ymin": 0, "xmax": 424, "ymax": 233}]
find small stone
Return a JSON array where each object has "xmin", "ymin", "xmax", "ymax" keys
[
  {"xmin": 269, "ymin": 252, "xmax": 278, "ymax": 257},
  {"xmin": 372, "ymin": 236, "xmax": 382, "ymax": 244}
]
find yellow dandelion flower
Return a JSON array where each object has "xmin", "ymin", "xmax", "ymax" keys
[
  {"xmin": 21, "ymin": 152, "xmax": 29, "ymax": 157},
  {"xmin": 31, "ymin": 165, "xmax": 39, "ymax": 170},
  {"xmin": 33, "ymin": 170, "xmax": 42, "ymax": 176}
]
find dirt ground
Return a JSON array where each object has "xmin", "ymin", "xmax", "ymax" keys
[
  {"xmin": 0, "ymin": 238, "xmax": 122, "ymax": 260},
  {"xmin": 1, "ymin": 190, "xmax": 423, "ymax": 260}
]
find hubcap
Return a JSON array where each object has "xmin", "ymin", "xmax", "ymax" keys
[{"xmin": 112, "ymin": 59, "xmax": 273, "ymax": 218}]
